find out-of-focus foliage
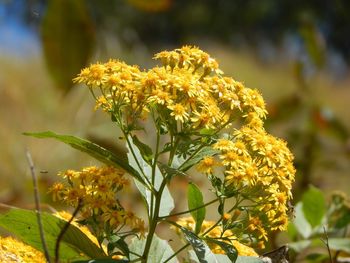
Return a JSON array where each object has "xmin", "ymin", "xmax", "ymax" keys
[
  {"xmin": 3, "ymin": 0, "xmax": 350, "ymax": 92},
  {"xmin": 41, "ymin": 0, "xmax": 95, "ymax": 92},
  {"xmin": 287, "ymin": 186, "xmax": 350, "ymax": 263}
]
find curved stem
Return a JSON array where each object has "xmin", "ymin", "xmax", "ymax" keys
[{"xmin": 55, "ymin": 199, "xmax": 83, "ymax": 263}]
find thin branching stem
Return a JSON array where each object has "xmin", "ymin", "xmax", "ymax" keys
[
  {"xmin": 322, "ymin": 226, "xmax": 334, "ymax": 263},
  {"xmin": 163, "ymin": 243, "xmax": 190, "ymax": 263},
  {"xmin": 159, "ymin": 198, "xmax": 219, "ymax": 220},
  {"xmin": 26, "ymin": 150, "xmax": 51, "ymax": 263},
  {"xmin": 55, "ymin": 199, "xmax": 83, "ymax": 263}
]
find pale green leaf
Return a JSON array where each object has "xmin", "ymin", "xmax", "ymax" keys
[
  {"xmin": 328, "ymin": 238, "xmax": 350, "ymax": 254},
  {"xmin": 129, "ymin": 235, "xmax": 177, "ymax": 263},
  {"xmin": 126, "ymin": 136, "xmax": 174, "ymax": 217},
  {"xmin": 293, "ymin": 203, "xmax": 312, "ymax": 238}
]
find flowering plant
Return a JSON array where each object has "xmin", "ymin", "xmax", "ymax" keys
[{"xmin": 0, "ymin": 46, "xmax": 295, "ymax": 263}]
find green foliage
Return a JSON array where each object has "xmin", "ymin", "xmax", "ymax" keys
[
  {"xmin": 301, "ymin": 185, "xmax": 326, "ymax": 228},
  {"xmin": 205, "ymin": 238, "xmax": 237, "ymax": 262},
  {"xmin": 126, "ymin": 135, "xmax": 174, "ymax": 217},
  {"xmin": 0, "ymin": 208, "xmax": 105, "ymax": 261},
  {"xmin": 180, "ymin": 226, "xmax": 219, "ymax": 263},
  {"xmin": 23, "ymin": 131, "xmax": 144, "ymax": 184},
  {"xmin": 129, "ymin": 235, "xmax": 177, "ymax": 263},
  {"xmin": 41, "ymin": 0, "xmax": 95, "ymax": 92},
  {"xmin": 288, "ymin": 186, "xmax": 350, "ymax": 262},
  {"xmin": 187, "ymin": 182, "xmax": 206, "ymax": 234}
]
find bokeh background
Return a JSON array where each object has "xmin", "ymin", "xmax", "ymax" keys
[{"xmin": 1, "ymin": 0, "xmax": 350, "ymax": 217}]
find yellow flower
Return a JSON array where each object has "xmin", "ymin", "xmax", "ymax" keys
[
  {"xmin": 175, "ymin": 217, "xmax": 258, "ymax": 256},
  {"xmin": 197, "ymin": 156, "xmax": 216, "ymax": 174},
  {"xmin": 167, "ymin": 103, "xmax": 189, "ymax": 122},
  {"xmin": 0, "ymin": 236, "xmax": 46, "ymax": 263}
]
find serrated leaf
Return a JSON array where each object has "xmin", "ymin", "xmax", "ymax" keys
[
  {"xmin": 0, "ymin": 208, "xmax": 105, "ymax": 261},
  {"xmin": 180, "ymin": 226, "xmax": 218, "ymax": 263},
  {"xmin": 205, "ymin": 238, "xmax": 237, "ymax": 262},
  {"xmin": 188, "ymin": 183, "xmax": 206, "ymax": 234},
  {"xmin": 179, "ymin": 147, "xmax": 219, "ymax": 172},
  {"xmin": 126, "ymin": 136, "xmax": 174, "ymax": 217},
  {"xmin": 292, "ymin": 203, "xmax": 312, "ymax": 238},
  {"xmin": 23, "ymin": 131, "xmax": 144, "ymax": 185},
  {"xmin": 302, "ymin": 186, "xmax": 326, "ymax": 228},
  {"xmin": 328, "ymin": 238, "xmax": 350, "ymax": 254},
  {"xmin": 129, "ymin": 235, "xmax": 177, "ymax": 263}
]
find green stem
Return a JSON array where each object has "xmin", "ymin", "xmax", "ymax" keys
[
  {"xmin": 163, "ymin": 243, "xmax": 190, "ymax": 263},
  {"xmin": 159, "ymin": 198, "xmax": 219, "ymax": 220},
  {"xmin": 141, "ymin": 179, "xmax": 167, "ymax": 262},
  {"xmin": 123, "ymin": 130, "xmax": 154, "ymax": 192}
]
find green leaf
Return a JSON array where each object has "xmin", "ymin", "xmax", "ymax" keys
[
  {"xmin": 157, "ymin": 163, "xmax": 187, "ymax": 181},
  {"xmin": 23, "ymin": 131, "xmax": 144, "ymax": 185},
  {"xmin": 179, "ymin": 147, "xmax": 219, "ymax": 172},
  {"xmin": 292, "ymin": 203, "xmax": 312, "ymax": 238},
  {"xmin": 189, "ymin": 252, "xmax": 263, "ymax": 263},
  {"xmin": 129, "ymin": 235, "xmax": 177, "ymax": 263},
  {"xmin": 288, "ymin": 240, "xmax": 311, "ymax": 252},
  {"xmin": 305, "ymin": 253, "xmax": 328, "ymax": 262},
  {"xmin": 41, "ymin": 0, "xmax": 95, "ymax": 92},
  {"xmin": 131, "ymin": 135, "xmax": 153, "ymax": 163},
  {"xmin": 0, "ymin": 208, "xmax": 105, "ymax": 261},
  {"xmin": 73, "ymin": 259, "xmax": 128, "ymax": 263},
  {"xmin": 126, "ymin": 136, "xmax": 174, "ymax": 217},
  {"xmin": 328, "ymin": 238, "xmax": 350, "ymax": 254},
  {"xmin": 302, "ymin": 186, "xmax": 326, "ymax": 228},
  {"xmin": 235, "ymin": 256, "xmax": 264, "ymax": 263},
  {"xmin": 107, "ymin": 235, "xmax": 129, "ymax": 259},
  {"xmin": 180, "ymin": 226, "xmax": 218, "ymax": 263},
  {"xmin": 206, "ymin": 238, "xmax": 237, "ymax": 262},
  {"xmin": 187, "ymin": 183, "xmax": 206, "ymax": 234}
]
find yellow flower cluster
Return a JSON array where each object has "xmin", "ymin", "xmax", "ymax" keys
[
  {"xmin": 175, "ymin": 217, "xmax": 258, "ymax": 257},
  {"xmin": 0, "ymin": 236, "xmax": 46, "ymax": 263},
  {"xmin": 74, "ymin": 46, "xmax": 267, "ymax": 131},
  {"xmin": 197, "ymin": 125, "xmax": 295, "ymax": 239},
  {"xmin": 50, "ymin": 166, "xmax": 145, "ymax": 234},
  {"xmin": 74, "ymin": 46, "xmax": 295, "ymax": 246}
]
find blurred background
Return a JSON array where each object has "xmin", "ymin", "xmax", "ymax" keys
[{"xmin": 0, "ymin": 0, "xmax": 349, "ymax": 215}]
